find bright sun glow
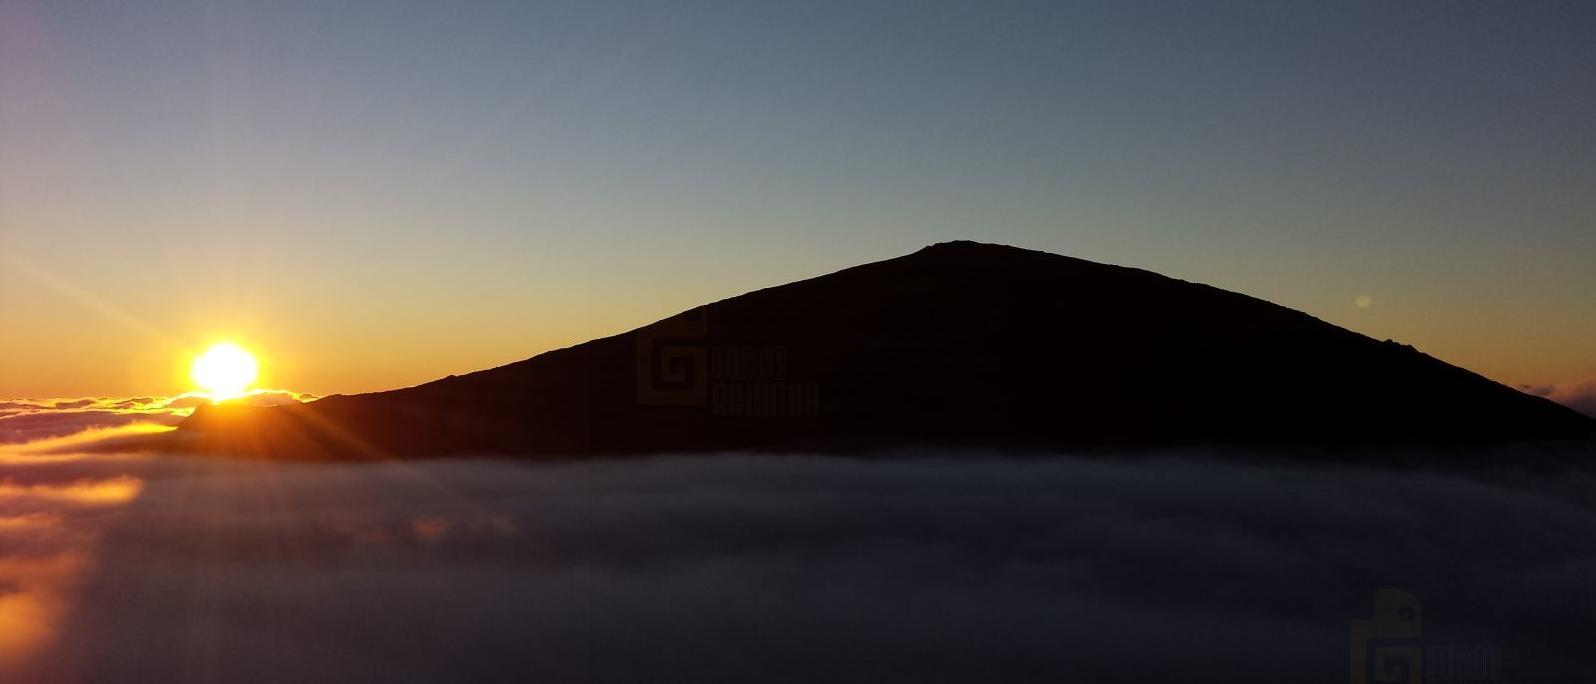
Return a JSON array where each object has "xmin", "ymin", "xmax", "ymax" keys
[{"xmin": 190, "ymin": 343, "xmax": 259, "ymax": 400}]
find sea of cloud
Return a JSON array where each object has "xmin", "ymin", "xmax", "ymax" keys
[
  {"xmin": 2, "ymin": 432, "xmax": 1595, "ymax": 682},
  {"xmin": 0, "ymin": 391, "xmax": 317, "ymax": 444}
]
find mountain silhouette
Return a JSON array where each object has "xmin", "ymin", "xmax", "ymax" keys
[{"xmin": 178, "ymin": 241, "xmax": 1594, "ymax": 459}]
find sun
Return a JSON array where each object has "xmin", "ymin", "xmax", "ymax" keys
[{"xmin": 190, "ymin": 342, "xmax": 260, "ymax": 401}]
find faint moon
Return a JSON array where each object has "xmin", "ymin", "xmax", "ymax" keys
[{"xmin": 1354, "ymin": 295, "xmax": 1372, "ymax": 309}]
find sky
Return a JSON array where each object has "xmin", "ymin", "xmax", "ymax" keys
[{"xmin": 1, "ymin": 0, "xmax": 1593, "ymax": 398}]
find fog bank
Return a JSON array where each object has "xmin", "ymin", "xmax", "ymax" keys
[{"xmin": 2, "ymin": 449, "xmax": 1593, "ymax": 682}]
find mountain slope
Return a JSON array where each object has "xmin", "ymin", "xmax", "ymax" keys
[{"xmin": 178, "ymin": 241, "xmax": 1595, "ymax": 458}]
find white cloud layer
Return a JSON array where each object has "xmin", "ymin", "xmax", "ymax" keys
[{"xmin": 1, "ymin": 448, "xmax": 1595, "ymax": 682}]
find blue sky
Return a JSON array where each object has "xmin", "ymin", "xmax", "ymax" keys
[{"xmin": 1, "ymin": 0, "xmax": 1592, "ymax": 396}]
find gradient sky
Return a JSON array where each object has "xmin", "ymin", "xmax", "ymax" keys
[{"xmin": 2, "ymin": 0, "xmax": 1592, "ymax": 398}]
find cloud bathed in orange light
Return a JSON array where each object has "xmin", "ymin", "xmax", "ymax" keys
[
  {"xmin": 1522, "ymin": 378, "xmax": 1596, "ymax": 419},
  {"xmin": 0, "ymin": 391, "xmax": 317, "ymax": 449}
]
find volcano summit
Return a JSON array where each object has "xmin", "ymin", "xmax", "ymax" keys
[{"xmin": 179, "ymin": 241, "xmax": 1594, "ymax": 459}]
